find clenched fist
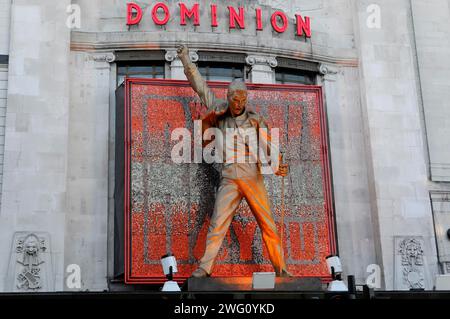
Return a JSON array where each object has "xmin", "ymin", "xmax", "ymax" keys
[{"xmin": 177, "ymin": 44, "xmax": 190, "ymax": 62}]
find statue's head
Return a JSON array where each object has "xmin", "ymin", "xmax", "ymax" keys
[{"xmin": 227, "ymin": 79, "xmax": 248, "ymax": 117}]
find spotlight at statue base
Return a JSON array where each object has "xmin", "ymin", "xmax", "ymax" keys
[
  {"xmin": 326, "ymin": 255, "xmax": 348, "ymax": 292},
  {"xmin": 161, "ymin": 254, "xmax": 181, "ymax": 292}
]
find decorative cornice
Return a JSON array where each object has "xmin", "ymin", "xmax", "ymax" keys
[
  {"xmin": 69, "ymin": 34, "xmax": 359, "ymax": 67},
  {"xmin": 91, "ymin": 52, "xmax": 116, "ymax": 63},
  {"xmin": 245, "ymin": 55, "xmax": 278, "ymax": 68},
  {"xmin": 165, "ymin": 49, "xmax": 198, "ymax": 63},
  {"xmin": 318, "ymin": 63, "xmax": 338, "ymax": 76},
  {"xmin": 319, "ymin": 63, "xmax": 339, "ymax": 82},
  {"xmin": 430, "ymin": 191, "xmax": 450, "ymax": 202}
]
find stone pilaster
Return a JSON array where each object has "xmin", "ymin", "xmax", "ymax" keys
[
  {"xmin": 245, "ymin": 55, "xmax": 277, "ymax": 84},
  {"xmin": 165, "ymin": 49, "xmax": 198, "ymax": 80}
]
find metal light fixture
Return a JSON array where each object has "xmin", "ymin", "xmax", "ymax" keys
[
  {"xmin": 326, "ymin": 255, "xmax": 348, "ymax": 292},
  {"xmin": 161, "ymin": 254, "xmax": 181, "ymax": 292}
]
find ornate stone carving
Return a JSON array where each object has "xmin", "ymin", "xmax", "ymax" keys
[
  {"xmin": 395, "ymin": 237, "xmax": 426, "ymax": 290},
  {"xmin": 16, "ymin": 234, "xmax": 45, "ymax": 290},
  {"xmin": 6, "ymin": 232, "xmax": 54, "ymax": 292},
  {"xmin": 318, "ymin": 63, "xmax": 338, "ymax": 76},
  {"xmin": 91, "ymin": 52, "xmax": 116, "ymax": 63},
  {"xmin": 245, "ymin": 55, "xmax": 278, "ymax": 68},
  {"xmin": 165, "ymin": 49, "xmax": 198, "ymax": 63},
  {"xmin": 319, "ymin": 63, "xmax": 339, "ymax": 82}
]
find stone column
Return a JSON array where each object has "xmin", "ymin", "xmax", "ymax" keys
[
  {"xmin": 62, "ymin": 51, "xmax": 115, "ymax": 291},
  {"xmin": 410, "ymin": 0, "xmax": 450, "ymax": 182},
  {"xmin": 0, "ymin": 0, "xmax": 72, "ymax": 292},
  {"xmin": 0, "ymin": 0, "xmax": 11, "ymax": 55},
  {"xmin": 430, "ymin": 192, "xmax": 450, "ymax": 274},
  {"xmin": 165, "ymin": 49, "xmax": 199, "ymax": 80},
  {"xmin": 353, "ymin": 0, "xmax": 438, "ymax": 290},
  {"xmin": 245, "ymin": 55, "xmax": 277, "ymax": 84},
  {"xmin": 318, "ymin": 62, "xmax": 378, "ymax": 285}
]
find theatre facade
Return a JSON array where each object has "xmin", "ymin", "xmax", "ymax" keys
[{"xmin": 0, "ymin": 0, "xmax": 449, "ymax": 292}]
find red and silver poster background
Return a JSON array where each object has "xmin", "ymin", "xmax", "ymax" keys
[{"xmin": 124, "ymin": 79, "xmax": 336, "ymax": 284}]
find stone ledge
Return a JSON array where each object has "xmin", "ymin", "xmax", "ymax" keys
[{"xmin": 187, "ymin": 277, "xmax": 323, "ymax": 292}]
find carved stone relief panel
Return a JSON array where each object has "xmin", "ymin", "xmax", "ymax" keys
[
  {"xmin": 6, "ymin": 232, "xmax": 54, "ymax": 292},
  {"xmin": 394, "ymin": 236, "xmax": 426, "ymax": 290}
]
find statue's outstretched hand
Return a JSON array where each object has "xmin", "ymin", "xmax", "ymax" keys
[{"xmin": 177, "ymin": 45, "xmax": 189, "ymax": 61}]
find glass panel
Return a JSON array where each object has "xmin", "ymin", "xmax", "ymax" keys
[
  {"xmin": 275, "ymin": 68, "xmax": 315, "ymax": 85},
  {"xmin": 198, "ymin": 63, "xmax": 244, "ymax": 82},
  {"xmin": 208, "ymin": 75, "xmax": 234, "ymax": 82},
  {"xmin": 117, "ymin": 62, "xmax": 165, "ymax": 86},
  {"xmin": 130, "ymin": 74, "xmax": 154, "ymax": 78},
  {"xmin": 118, "ymin": 67, "xmax": 127, "ymax": 75},
  {"xmin": 128, "ymin": 66, "xmax": 153, "ymax": 73}
]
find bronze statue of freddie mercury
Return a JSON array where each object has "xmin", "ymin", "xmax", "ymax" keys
[{"xmin": 177, "ymin": 45, "xmax": 291, "ymax": 278}]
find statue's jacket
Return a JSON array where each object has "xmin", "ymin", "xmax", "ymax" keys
[{"xmin": 183, "ymin": 62, "xmax": 280, "ymax": 179}]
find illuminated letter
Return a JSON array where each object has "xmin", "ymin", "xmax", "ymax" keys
[
  {"xmin": 296, "ymin": 14, "xmax": 311, "ymax": 38},
  {"xmin": 127, "ymin": 3, "xmax": 143, "ymax": 25},
  {"xmin": 211, "ymin": 4, "xmax": 218, "ymax": 27},
  {"xmin": 256, "ymin": 8, "xmax": 263, "ymax": 31},
  {"xmin": 228, "ymin": 6, "xmax": 245, "ymax": 29},
  {"xmin": 271, "ymin": 11, "xmax": 288, "ymax": 33},
  {"xmin": 180, "ymin": 3, "xmax": 200, "ymax": 26},
  {"xmin": 152, "ymin": 2, "xmax": 170, "ymax": 26}
]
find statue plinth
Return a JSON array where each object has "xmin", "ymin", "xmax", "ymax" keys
[{"xmin": 187, "ymin": 277, "xmax": 323, "ymax": 292}]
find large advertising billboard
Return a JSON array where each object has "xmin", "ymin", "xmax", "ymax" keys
[{"xmin": 122, "ymin": 79, "xmax": 335, "ymax": 283}]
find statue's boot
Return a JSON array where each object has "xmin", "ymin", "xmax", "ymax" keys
[{"xmin": 191, "ymin": 267, "xmax": 211, "ymax": 278}]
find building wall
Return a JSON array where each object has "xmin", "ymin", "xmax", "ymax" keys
[
  {"xmin": 0, "ymin": 0, "xmax": 71, "ymax": 291},
  {"xmin": 69, "ymin": 0, "xmax": 376, "ymax": 288},
  {"xmin": 411, "ymin": 0, "xmax": 450, "ymax": 182},
  {"xmin": 0, "ymin": 64, "xmax": 7, "ymax": 206},
  {"xmin": 0, "ymin": 0, "xmax": 448, "ymax": 292},
  {"xmin": 353, "ymin": 0, "xmax": 440, "ymax": 289},
  {"xmin": 64, "ymin": 51, "xmax": 110, "ymax": 291},
  {"xmin": 411, "ymin": 0, "xmax": 450, "ymax": 276},
  {"xmin": 0, "ymin": 0, "xmax": 11, "ymax": 212},
  {"xmin": 0, "ymin": 0, "xmax": 11, "ymax": 55}
]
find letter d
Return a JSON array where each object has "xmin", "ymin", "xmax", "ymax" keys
[{"xmin": 267, "ymin": 304, "xmax": 275, "ymax": 314}]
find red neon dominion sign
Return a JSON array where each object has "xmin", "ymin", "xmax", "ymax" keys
[
  {"xmin": 124, "ymin": 79, "xmax": 336, "ymax": 284},
  {"xmin": 126, "ymin": 2, "xmax": 312, "ymax": 38}
]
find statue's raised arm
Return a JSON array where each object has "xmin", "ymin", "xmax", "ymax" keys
[{"xmin": 177, "ymin": 45, "xmax": 218, "ymax": 111}]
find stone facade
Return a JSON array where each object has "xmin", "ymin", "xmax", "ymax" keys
[
  {"xmin": 0, "ymin": 0, "xmax": 448, "ymax": 291},
  {"xmin": 0, "ymin": 0, "xmax": 10, "ymax": 55}
]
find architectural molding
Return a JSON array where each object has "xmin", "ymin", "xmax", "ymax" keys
[
  {"xmin": 277, "ymin": 57, "xmax": 319, "ymax": 72},
  {"xmin": 91, "ymin": 52, "xmax": 116, "ymax": 63},
  {"xmin": 114, "ymin": 50, "xmax": 165, "ymax": 61},
  {"xmin": 318, "ymin": 63, "xmax": 339, "ymax": 76},
  {"xmin": 197, "ymin": 51, "xmax": 246, "ymax": 64},
  {"xmin": 245, "ymin": 55, "xmax": 278, "ymax": 68},
  {"xmin": 319, "ymin": 63, "xmax": 339, "ymax": 82},
  {"xmin": 430, "ymin": 163, "xmax": 450, "ymax": 182},
  {"xmin": 165, "ymin": 49, "xmax": 198, "ymax": 63},
  {"xmin": 69, "ymin": 32, "xmax": 359, "ymax": 67}
]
